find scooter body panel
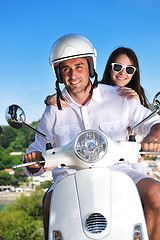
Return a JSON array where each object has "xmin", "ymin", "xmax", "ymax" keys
[{"xmin": 49, "ymin": 168, "xmax": 149, "ymax": 239}]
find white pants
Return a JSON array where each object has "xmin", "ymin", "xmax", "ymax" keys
[{"xmin": 110, "ymin": 162, "xmax": 149, "ymax": 184}]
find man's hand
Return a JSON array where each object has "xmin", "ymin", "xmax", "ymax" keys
[
  {"xmin": 140, "ymin": 123, "xmax": 160, "ymax": 158},
  {"xmin": 24, "ymin": 151, "xmax": 45, "ymax": 174},
  {"xmin": 141, "ymin": 139, "xmax": 160, "ymax": 158}
]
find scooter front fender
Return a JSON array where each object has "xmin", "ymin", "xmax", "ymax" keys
[{"xmin": 48, "ymin": 168, "xmax": 148, "ymax": 240}]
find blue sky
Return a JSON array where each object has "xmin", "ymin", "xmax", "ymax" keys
[{"xmin": 0, "ymin": 0, "xmax": 160, "ymax": 125}]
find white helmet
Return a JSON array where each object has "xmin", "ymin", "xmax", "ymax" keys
[
  {"xmin": 49, "ymin": 34, "xmax": 97, "ymax": 83},
  {"xmin": 49, "ymin": 34, "xmax": 98, "ymax": 110}
]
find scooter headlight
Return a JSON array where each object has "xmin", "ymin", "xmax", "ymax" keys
[{"xmin": 74, "ymin": 130, "xmax": 107, "ymax": 163}]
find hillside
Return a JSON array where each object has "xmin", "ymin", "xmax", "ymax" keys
[{"xmin": 0, "ymin": 121, "xmax": 39, "ymax": 171}]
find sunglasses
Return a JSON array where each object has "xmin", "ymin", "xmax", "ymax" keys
[{"xmin": 111, "ymin": 63, "xmax": 136, "ymax": 75}]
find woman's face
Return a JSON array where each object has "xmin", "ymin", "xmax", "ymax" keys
[{"xmin": 110, "ymin": 54, "xmax": 134, "ymax": 87}]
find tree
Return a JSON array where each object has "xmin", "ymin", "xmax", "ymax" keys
[
  {"xmin": 10, "ymin": 175, "xmax": 19, "ymax": 187},
  {"xmin": 0, "ymin": 147, "xmax": 10, "ymax": 170},
  {"xmin": 14, "ymin": 168, "xmax": 27, "ymax": 183},
  {"xmin": 0, "ymin": 188, "xmax": 44, "ymax": 240},
  {"xmin": 0, "ymin": 147, "xmax": 23, "ymax": 171},
  {"xmin": 40, "ymin": 180, "xmax": 53, "ymax": 190},
  {"xmin": 0, "ymin": 120, "xmax": 40, "ymax": 154},
  {"xmin": 0, "ymin": 126, "xmax": 3, "ymax": 135},
  {"xmin": 0, "ymin": 171, "xmax": 11, "ymax": 185},
  {"xmin": 0, "ymin": 126, "xmax": 17, "ymax": 149}
]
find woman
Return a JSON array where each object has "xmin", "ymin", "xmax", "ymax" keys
[{"xmin": 100, "ymin": 47, "xmax": 149, "ymax": 108}]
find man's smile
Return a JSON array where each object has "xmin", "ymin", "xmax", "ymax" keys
[{"xmin": 69, "ymin": 79, "xmax": 81, "ymax": 86}]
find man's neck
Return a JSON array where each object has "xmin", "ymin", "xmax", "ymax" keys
[
  {"xmin": 68, "ymin": 82, "xmax": 92, "ymax": 105},
  {"xmin": 71, "ymin": 92, "xmax": 92, "ymax": 105}
]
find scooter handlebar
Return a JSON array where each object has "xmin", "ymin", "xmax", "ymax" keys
[{"xmin": 12, "ymin": 151, "xmax": 160, "ymax": 169}]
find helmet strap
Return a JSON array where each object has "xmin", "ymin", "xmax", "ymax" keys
[
  {"xmin": 55, "ymin": 80, "xmax": 65, "ymax": 110},
  {"xmin": 89, "ymin": 70, "xmax": 98, "ymax": 94},
  {"xmin": 54, "ymin": 64, "xmax": 63, "ymax": 83},
  {"xmin": 86, "ymin": 57, "xmax": 98, "ymax": 93}
]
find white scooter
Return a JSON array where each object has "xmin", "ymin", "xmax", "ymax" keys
[{"xmin": 5, "ymin": 92, "xmax": 160, "ymax": 240}]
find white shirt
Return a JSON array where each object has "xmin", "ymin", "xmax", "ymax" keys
[{"xmin": 25, "ymin": 84, "xmax": 160, "ymax": 176}]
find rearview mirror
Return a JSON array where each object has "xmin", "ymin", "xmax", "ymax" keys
[
  {"xmin": 5, "ymin": 104, "xmax": 52, "ymax": 148},
  {"xmin": 5, "ymin": 104, "xmax": 26, "ymax": 129}
]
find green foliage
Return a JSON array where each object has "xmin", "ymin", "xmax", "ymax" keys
[
  {"xmin": 0, "ymin": 172, "xmax": 11, "ymax": 185},
  {"xmin": 0, "ymin": 126, "xmax": 2, "ymax": 135},
  {"xmin": 0, "ymin": 147, "xmax": 23, "ymax": 171},
  {"xmin": 0, "ymin": 126, "xmax": 17, "ymax": 149},
  {"xmin": 14, "ymin": 168, "xmax": 27, "ymax": 183},
  {"xmin": 0, "ymin": 121, "xmax": 39, "ymax": 152},
  {"xmin": 0, "ymin": 121, "xmax": 45, "ymax": 239},
  {"xmin": 0, "ymin": 166, "xmax": 27, "ymax": 186},
  {"xmin": 0, "ymin": 147, "xmax": 11, "ymax": 170},
  {"xmin": 0, "ymin": 171, "xmax": 18, "ymax": 187},
  {"xmin": 0, "ymin": 189, "xmax": 44, "ymax": 240},
  {"xmin": 10, "ymin": 174, "xmax": 19, "ymax": 186},
  {"xmin": 0, "ymin": 120, "xmax": 39, "ymax": 171},
  {"xmin": 40, "ymin": 180, "xmax": 52, "ymax": 189},
  {"xmin": 10, "ymin": 154, "xmax": 24, "ymax": 168}
]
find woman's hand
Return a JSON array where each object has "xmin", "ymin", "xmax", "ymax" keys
[
  {"xmin": 117, "ymin": 87, "xmax": 140, "ymax": 103},
  {"xmin": 44, "ymin": 94, "xmax": 70, "ymax": 108}
]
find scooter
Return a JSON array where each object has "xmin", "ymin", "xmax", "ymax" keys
[{"xmin": 5, "ymin": 92, "xmax": 160, "ymax": 240}]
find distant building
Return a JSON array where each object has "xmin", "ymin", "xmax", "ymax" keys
[
  {"xmin": 0, "ymin": 185, "xmax": 15, "ymax": 192},
  {"xmin": 9, "ymin": 152, "xmax": 24, "ymax": 155},
  {"xmin": 2, "ymin": 168, "xmax": 15, "ymax": 175},
  {"xmin": 142, "ymin": 159, "xmax": 160, "ymax": 182},
  {"xmin": 28, "ymin": 168, "xmax": 53, "ymax": 187},
  {"xmin": 15, "ymin": 187, "xmax": 23, "ymax": 193}
]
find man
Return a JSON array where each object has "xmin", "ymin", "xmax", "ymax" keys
[{"xmin": 24, "ymin": 34, "xmax": 160, "ymax": 240}]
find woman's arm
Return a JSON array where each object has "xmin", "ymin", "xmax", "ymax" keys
[{"xmin": 44, "ymin": 94, "xmax": 70, "ymax": 108}]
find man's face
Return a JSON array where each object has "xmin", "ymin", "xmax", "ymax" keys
[{"xmin": 59, "ymin": 58, "xmax": 91, "ymax": 96}]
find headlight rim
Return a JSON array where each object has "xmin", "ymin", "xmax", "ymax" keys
[{"xmin": 74, "ymin": 130, "xmax": 108, "ymax": 163}]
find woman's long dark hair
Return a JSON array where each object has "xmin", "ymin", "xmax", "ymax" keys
[{"xmin": 100, "ymin": 47, "xmax": 149, "ymax": 108}]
